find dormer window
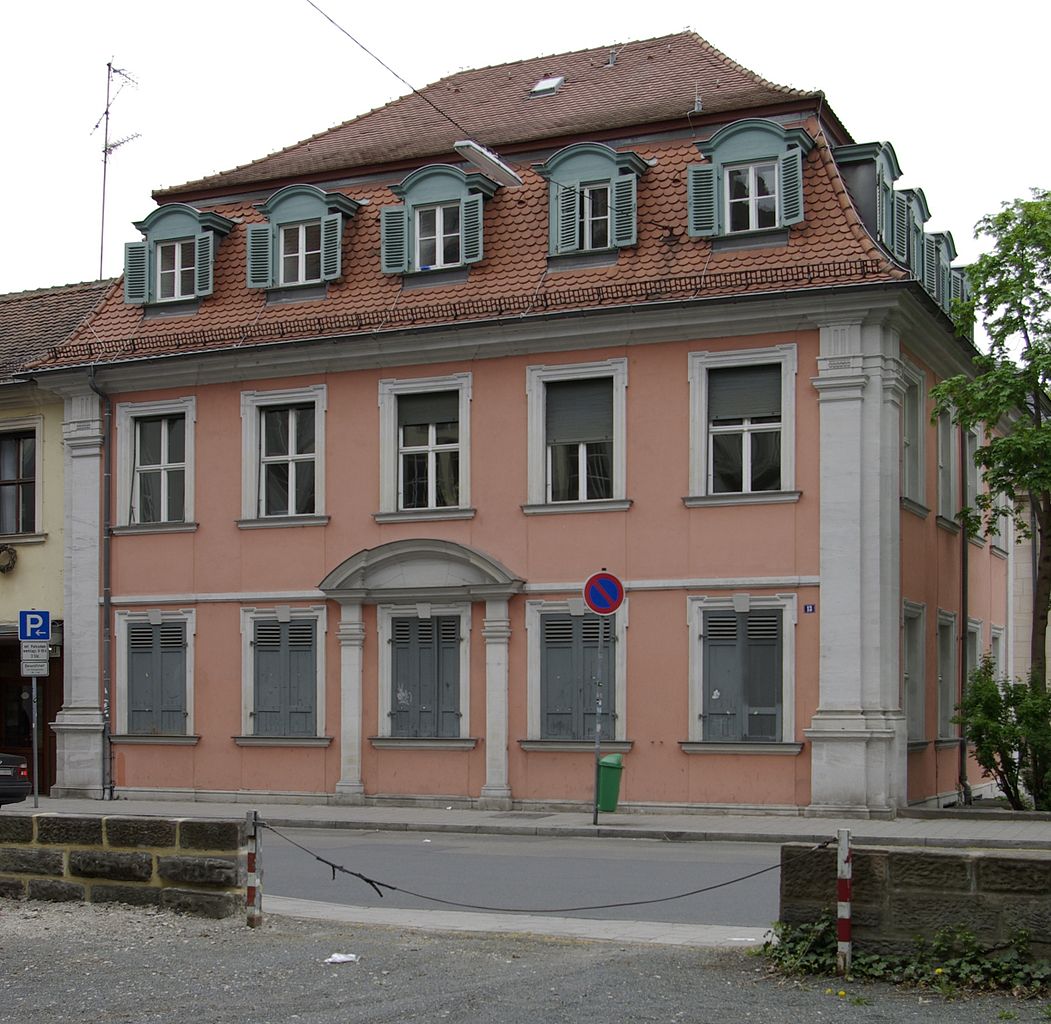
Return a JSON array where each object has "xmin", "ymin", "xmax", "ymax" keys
[
  {"xmin": 247, "ymin": 184, "xmax": 361, "ymax": 291},
  {"xmin": 688, "ymin": 119, "xmax": 814, "ymax": 239},
  {"xmin": 533, "ymin": 143, "xmax": 649, "ymax": 257},
  {"xmin": 124, "ymin": 204, "xmax": 234, "ymax": 306},
  {"xmin": 380, "ymin": 164, "xmax": 497, "ymax": 275}
]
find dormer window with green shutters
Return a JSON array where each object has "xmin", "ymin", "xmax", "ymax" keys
[
  {"xmin": 832, "ymin": 141, "xmax": 901, "ymax": 250},
  {"xmin": 922, "ymin": 231, "xmax": 958, "ymax": 314},
  {"xmin": 246, "ymin": 184, "xmax": 361, "ymax": 290},
  {"xmin": 890, "ymin": 187, "xmax": 930, "ymax": 274},
  {"xmin": 380, "ymin": 165, "xmax": 498, "ymax": 275},
  {"xmin": 123, "ymin": 204, "xmax": 234, "ymax": 306},
  {"xmin": 687, "ymin": 120, "xmax": 814, "ymax": 238},
  {"xmin": 533, "ymin": 143, "xmax": 649, "ymax": 256}
]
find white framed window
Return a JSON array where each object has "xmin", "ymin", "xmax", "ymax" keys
[
  {"xmin": 688, "ymin": 346, "xmax": 796, "ymax": 502},
  {"xmin": 279, "ymin": 221, "xmax": 323, "ymax": 285},
  {"xmin": 377, "ymin": 603, "xmax": 471, "ymax": 738},
  {"xmin": 577, "ymin": 182, "xmax": 611, "ymax": 250},
  {"xmin": 901, "ymin": 361, "xmax": 926, "ymax": 506},
  {"xmin": 115, "ymin": 399, "xmax": 195, "ymax": 528},
  {"xmin": 688, "ymin": 593, "xmax": 796, "ymax": 744},
  {"xmin": 725, "ymin": 162, "xmax": 778, "ymax": 233},
  {"xmin": 937, "ymin": 410, "xmax": 957, "ymax": 522},
  {"xmin": 964, "ymin": 428, "xmax": 980, "ymax": 510},
  {"xmin": 966, "ymin": 618, "xmax": 983, "ymax": 682},
  {"xmin": 378, "ymin": 374, "xmax": 471, "ymax": 518},
  {"xmin": 0, "ymin": 417, "xmax": 42, "ymax": 536},
  {"xmin": 937, "ymin": 610, "xmax": 957, "ymax": 738},
  {"xmin": 240, "ymin": 385, "xmax": 326, "ymax": 522},
  {"xmin": 525, "ymin": 359, "xmax": 627, "ymax": 510},
  {"xmin": 525, "ymin": 598, "xmax": 626, "ymax": 741},
  {"xmin": 156, "ymin": 239, "xmax": 197, "ymax": 301},
  {"xmin": 240, "ymin": 605, "xmax": 327, "ymax": 738},
  {"xmin": 415, "ymin": 203, "xmax": 462, "ymax": 270},
  {"xmin": 114, "ymin": 608, "xmax": 196, "ymax": 736},
  {"xmin": 990, "ymin": 625, "xmax": 1006, "ymax": 683},
  {"xmin": 903, "ymin": 601, "xmax": 926, "ymax": 742}
]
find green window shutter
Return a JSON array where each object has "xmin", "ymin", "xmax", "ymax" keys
[
  {"xmin": 158, "ymin": 622, "xmax": 188, "ymax": 734},
  {"xmin": 246, "ymin": 224, "xmax": 273, "ymax": 289},
  {"xmin": 194, "ymin": 232, "xmax": 214, "ymax": 297},
  {"xmin": 892, "ymin": 194, "xmax": 909, "ymax": 263},
  {"xmin": 380, "ymin": 206, "xmax": 409, "ymax": 274},
  {"xmin": 687, "ymin": 165, "xmax": 718, "ymax": 237},
  {"xmin": 610, "ymin": 174, "xmax": 637, "ymax": 247},
  {"xmin": 128, "ymin": 623, "xmax": 159, "ymax": 733},
  {"xmin": 741, "ymin": 610, "xmax": 782, "ymax": 741},
  {"xmin": 461, "ymin": 194, "xmax": 484, "ymax": 264},
  {"xmin": 124, "ymin": 241, "xmax": 149, "ymax": 305},
  {"xmin": 320, "ymin": 213, "xmax": 342, "ymax": 281},
  {"xmin": 779, "ymin": 149, "xmax": 804, "ymax": 226},
  {"xmin": 951, "ymin": 269, "xmax": 965, "ymax": 303},
  {"xmin": 922, "ymin": 236, "xmax": 938, "ymax": 296},
  {"xmin": 554, "ymin": 183, "xmax": 580, "ymax": 254}
]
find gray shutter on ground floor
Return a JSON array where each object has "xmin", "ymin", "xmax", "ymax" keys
[
  {"xmin": 540, "ymin": 614, "xmax": 615, "ymax": 740},
  {"xmin": 390, "ymin": 616, "xmax": 460, "ymax": 738},
  {"xmin": 253, "ymin": 619, "xmax": 317, "ymax": 736},
  {"xmin": 128, "ymin": 621, "xmax": 187, "ymax": 735}
]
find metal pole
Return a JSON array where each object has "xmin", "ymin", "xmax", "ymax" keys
[
  {"xmin": 836, "ymin": 828, "xmax": 852, "ymax": 976},
  {"xmin": 246, "ymin": 811, "xmax": 262, "ymax": 928},
  {"xmin": 592, "ymin": 615, "xmax": 604, "ymax": 826},
  {"xmin": 31, "ymin": 677, "xmax": 39, "ymax": 809}
]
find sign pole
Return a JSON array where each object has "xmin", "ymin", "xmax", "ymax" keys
[
  {"xmin": 592, "ymin": 616, "xmax": 604, "ymax": 826},
  {"xmin": 31, "ymin": 676, "xmax": 39, "ymax": 809}
]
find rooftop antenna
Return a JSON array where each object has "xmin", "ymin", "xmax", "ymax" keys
[
  {"xmin": 93, "ymin": 61, "xmax": 140, "ymax": 280},
  {"xmin": 693, "ymin": 84, "xmax": 703, "ymax": 112}
]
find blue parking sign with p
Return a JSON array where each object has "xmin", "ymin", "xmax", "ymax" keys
[{"xmin": 19, "ymin": 610, "xmax": 50, "ymax": 641}]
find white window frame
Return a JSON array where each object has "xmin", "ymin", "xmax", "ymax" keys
[
  {"xmin": 900, "ymin": 360, "xmax": 926, "ymax": 506},
  {"xmin": 115, "ymin": 399, "xmax": 196, "ymax": 528},
  {"xmin": 525, "ymin": 359, "xmax": 627, "ymax": 509},
  {"xmin": 964, "ymin": 427, "xmax": 980, "ymax": 510},
  {"xmin": 0, "ymin": 416, "xmax": 43, "ymax": 538},
  {"xmin": 724, "ymin": 161, "xmax": 779, "ymax": 233},
  {"xmin": 903, "ymin": 601, "xmax": 926, "ymax": 742},
  {"xmin": 240, "ymin": 604, "xmax": 327, "ymax": 737},
  {"xmin": 240, "ymin": 385, "xmax": 326, "ymax": 521},
  {"xmin": 688, "ymin": 346, "xmax": 796, "ymax": 502},
  {"xmin": 966, "ymin": 617, "xmax": 983, "ymax": 682},
  {"xmin": 525, "ymin": 598, "xmax": 627, "ymax": 741},
  {"xmin": 687, "ymin": 592, "xmax": 796, "ymax": 744},
  {"xmin": 578, "ymin": 181, "xmax": 611, "ymax": 250},
  {"xmin": 155, "ymin": 238, "xmax": 196, "ymax": 301},
  {"xmin": 990, "ymin": 624, "xmax": 1006, "ymax": 683},
  {"xmin": 414, "ymin": 202, "xmax": 462, "ymax": 270},
  {"xmin": 937, "ymin": 609, "xmax": 957, "ymax": 738},
  {"xmin": 279, "ymin": 220, "xmax": 323, "ymax": 285},
  {"xmin": 378, "ymin": 374, "xmax": 471, "ymax": 516},
  {"xmin": 114, "ymin": 607, "xmax": 196, "ymax": 735},
  {"xmin": 937, "ymin": 410, "xmax": 957, "ymax": 521},
  {"xmin": 376, "ymin": 602, "xmax": 471, "ymax": 738}
]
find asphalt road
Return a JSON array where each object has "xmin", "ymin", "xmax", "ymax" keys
[{"xmin": 261, "ymin": 827, "xmax": 781, "ymax": 926}]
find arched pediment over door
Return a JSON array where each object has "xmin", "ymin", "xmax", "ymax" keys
[{"xmin": 319, "ymin": 538, "xmax": 524, "ymax": 603}]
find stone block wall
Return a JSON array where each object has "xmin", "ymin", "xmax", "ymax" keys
[
  {"xmin": 0, "ymin": 814, "xmax": 246, "ymax": 918},
  {"xmin": 781, "ymin": 844, "xmax": 1051, "ymax": 957}
]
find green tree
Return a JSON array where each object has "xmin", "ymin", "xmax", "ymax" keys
[{"xmin": 931, "ymin": 189, "xmax": 1051, "ymax": 688}]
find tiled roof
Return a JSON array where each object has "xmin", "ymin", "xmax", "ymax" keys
[
  {"xmin": 158, "ymin": 32, "xmax": 820, "ymax": 199},
  {"xmin": 0, "ymin": 280, "xmax": 115, "ymax": 380},
  {"xmin": 42, "ymin": 115, "xmax": 903, "ymax": 370}
]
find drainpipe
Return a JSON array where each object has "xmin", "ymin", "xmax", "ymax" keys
[
  {"xmin": 87, "ymin": 368, "xmax": 114, "ymax": 800},
  {"xmin": 958, "ymin": 425, "xmax": 973, "ymax": 805}
]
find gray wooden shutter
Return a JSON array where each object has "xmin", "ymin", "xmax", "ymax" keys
[
  {"xmin": 380, "ymin": 206, "xmax": 409, "ymax": 274},
  {"xmin": 581, "ymin": 616, "xmax": 614, "ymax": 741},
  {"xmin": 461, "ymin": 194, "xmax": 484, "ymax": 264},
  {"xmin": 437, "ymin": 617, "xmax": 461, "ymax": 738},
  {"xmin": 320, "ymin": 213, "xmax": 342, "ymax": 281},
  {"xmin": 390, "ymin": 616, "xmax": 460, "ymax": 738},
  {"xmin": 555, "ymin": 183, "xmax": 580, "ymax": 254},
  {"xmin": 253, "ymin": 621, "xmax": 285, "ymax": 735},
  {"xmin": 158, "ymin": 622, "xmax": 188, "ymax": 733},
  {"xmin": 124, "ymin": 241, "xmax": 149, "ymax": 304},
  {"xmin": 128, "ymin": 621, "xmax": 186, "ymax": 735},
  {"xmin": 286, "ymin": 620, "xmax": 317, "ymax": 736},
  {"xmin": 610, "ymin": 174, "xmax": 637, "ymax": 247},
  {"xmin": 923, "ymin": 235, "xmax": 938, "ymax": 297},
  {"xmin": 540, "ymin": 614, "xmax": 613, "ymax": 740},
  {"xmin": 246, "ymin": 224, "xmax": 273, "ymax": 289},
  {"xmin": 742, "ymin": 611, "xmax": 781, "ymax": 741},
  {"xmin": 703, "ymin": 612, "xmax": 740, "ymax": 740},
  {"xmin": 545, "ymin": 378, "xmax": 613, "ymax": 443},
  {"xmin": 194, "ymin": 232, "xmax": 214, "ymax": 297},
  {"xmin": 779, "ymin": 148, "xmax": 804, "ymax": 226},
  {"xmin": 892, "ymin": 193, "xmax": 910, "ymax": 263},
  {"xmin": 391, "ymin": 618, "xmax": 416, "ymax": 737},
  {"xmin": 128, "ymin": 623, "xmax": 159, "ymax": 734},
  {"xmin": 687, "ymin": 165, "xmax": 718, "ymax": 237}
]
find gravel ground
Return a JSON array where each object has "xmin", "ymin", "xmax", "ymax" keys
[{"xmin": 1, "ymin": 900, "xmax": 1047, "ymax": 1023}]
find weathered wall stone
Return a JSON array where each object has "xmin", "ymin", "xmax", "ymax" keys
[
  {"xmin": 0, "ymin": 877, "xmax": 26, "ymax": 899},
  {"xmin": 157, "ymin": 856, "xmax": 241, "ymax": 887},
  {"xmin": 69, "ymin": 850, "xmax": 154, "ymax": 882},
  {"xmin": 28, "ymin": 879, "xmax": 84, "ymax": 902},
  {"xmin": 890, "ymin": 851, "xmax": 971, "ymax": 892},
  {"xmin": 91, "ymin": 884, "xmax": 163, "ymax": 908},
  {"xmin": 888, "ymin": 892, "xmax": 999, "ymax": 937},
  {"xmin": 161, "ymin": 888, "xmax": 240, "ymax": 919},
  {"xmin": 978, "ymin": 857, "xmax": 1051, "ymax": 894},
  {"xmin": 1000, "ymin": 896, "xmax": 1051, "ymax": 944},
  {"xmin": 105, "ymin": 817, "xmax": 177, "ymax": 849},
  {"xmin": 0, "ymin": 847, "xmax": 63, "ymax": 876},
  {"xmin": 0, "ymin": 816, "xmax": 34, "ymax": 844},
  {"xmin": 178, "ymin": 820, "xmax": 244, "ymax": 851},
  {"xmin": 37, "ymin": 816, "xmax": 103, "ymax": 846}
]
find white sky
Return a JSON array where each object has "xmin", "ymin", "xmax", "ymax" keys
[{"xmin": 3, "ymin": 0, "xmax": 1047, "ymax": 302}]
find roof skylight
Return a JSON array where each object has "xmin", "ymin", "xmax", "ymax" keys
[{"xmin": 530, "ymin": 75, "xmax": 564, "ymax": 97}]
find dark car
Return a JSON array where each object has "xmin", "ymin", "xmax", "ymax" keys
[{"xmin": 0, "ymin": 753, "xmax": 31, "ymax": 806}]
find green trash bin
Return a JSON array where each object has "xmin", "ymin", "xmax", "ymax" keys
[{"xmin": 597, "ymin": 753, "xmax": 624, "ymax": 812}]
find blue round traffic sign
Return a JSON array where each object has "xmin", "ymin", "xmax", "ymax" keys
[{"xmin": 582, "ymin": 572, "xmax": 625, "ymax": 615}]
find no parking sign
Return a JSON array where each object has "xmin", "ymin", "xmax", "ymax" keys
[{"xmin": 582, "ymin": 572, "xmax": 624, "ymax": 615}]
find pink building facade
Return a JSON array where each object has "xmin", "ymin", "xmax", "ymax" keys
[{"xmin": 38, "ymin": 34, "xmax": 1005, "ymax": 816}]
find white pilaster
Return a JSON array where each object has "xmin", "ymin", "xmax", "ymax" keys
[
  {"xmin": 334, "ymin": 602, "xmax": 366, "ymax": 804},
  {"xmin": 806, "ymin": 320, "xmax": 907, "ymax": 817},
  {"xmin": 480, "ymin": 600, "xmax": 512, "ymax": 808},
  {"xmin": 52, "ymin": 392, "xmax": 105, "ymax": 798}
]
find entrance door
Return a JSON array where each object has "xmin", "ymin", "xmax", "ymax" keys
[{"xmin": 0, "ymin": 635, "xmax": 60, "ymax": 793}]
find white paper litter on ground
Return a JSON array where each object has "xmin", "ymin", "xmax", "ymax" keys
[{"xmin": 324, "ymin": 953, "xmax": 361, "ymax": 964}]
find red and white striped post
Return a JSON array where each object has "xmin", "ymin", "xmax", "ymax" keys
[
  {"xmin": 836, "ymin": 828, "xmax": 852, "ymax": 976},
  {"xmin": 246, "ymin": 811, "xmax": 263, "ymax": 928}
]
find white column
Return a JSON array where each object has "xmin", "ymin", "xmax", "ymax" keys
[
  {"xmin": 806, "ymin": 320, "xmax": 907, "ymax": 817},
  {"xmin": 52, "ymin": 393, "xmax": 105, "ymax": 798},
  {"xmin": 479, "ymin": 599, "xmax": 512, "ymax": 809},
  {"xmin": 334, "ymin": 602, "xmax": 365, "ymax": 804}
]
